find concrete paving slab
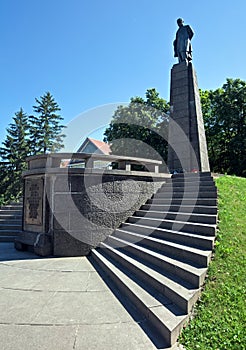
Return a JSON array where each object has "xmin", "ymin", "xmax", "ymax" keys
[
  {"xmin": 0, "ymin": 243, "xmax": 170, "ymax": 349},
  {"xmin": 42, "ymin": 257, "xmax": 96, "ymax": 272},
  {"xmin": 1, "ymin": 258, "xmax": 57, "ymax": 270},
  {"xmin": 32, "ymin": 290, "xmax": 134, "ymax": 325},
  {"xmin": 33, "ymin": 271, "xmax": 92, "ymax": 292},
  {"xmin": 0, "ymin": 288, "xmax": 55, "ymax": 323},
  {"xmin": 86, "ymin": 271, "xmax": 111, "ymax": 291},
  {"xmin": 75, "ymin": 323, "xmax": 158, "ymax": 350},
  {"xmin": 0, "ymin": 265, "xmax": 55, "ymax": 289},
  {"xmin": 0, "ymin": 324, "xmax": 76, "ymax": 350}
]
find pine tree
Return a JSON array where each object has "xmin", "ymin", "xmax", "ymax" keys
[
  {"xmin": 29, "ymin": 92, "xmax": 65, "ymax": 154},
  {"xmin": 0, "ymin": 108, "xmax": 30, "ymax": 202}
]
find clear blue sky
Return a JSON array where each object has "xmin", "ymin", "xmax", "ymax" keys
[{"xmin": 1, "ymin": 0, "xmax": 246, "ymax": 150}]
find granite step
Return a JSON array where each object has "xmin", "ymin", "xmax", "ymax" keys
[
  {"xmin": 104, "ymin": 235, "xmax": 207, "ymax": 289},
  {"xmin": 153, "ymin": 191, "xmax": 217, "ymax": 199},
  {"xmin": 98, "ymin": 242, "xmax": 200, "ymax": 314},
  {"xmin": 171, "ymin": 172, "xmax": 212, "ymax": 179},
  {"xmin": 118, "ymin": 223, "xmax": 215, "ymax": 250},
  {"xmin": 89, "ymin": 173, "xmax": 217, "ymax": 347},
  {"xmin": 128, "ymin": 216, "xmax": 217, "ymax": 236},
  {"xmin": 135, "ymin": 209, "xmax": 217, "ymax": 224},
  {"xmin": 0, "ymin": 214, "xmax": 22, "ymax": 219},
  {"xmin": 0, "ymin": 209, "xmax": 22, "ymax": 215},
  {"xmin": 166, "ymin": 176, "xmax": 213, "ymax": 184},
  {"xmin": 0, "ymin": 218, "xmax": 22, "ymax": 224},
  {"xmin": 0, "ymin": 224, "xmax": 22, "ymax": 230},
  {"xmin": 147, "ymin": 198, "xmax": 217, "ymax": 206},
  {"xmin": 0, "ymin": 204, "xmax": 23, "ymax": 211},
  {"xmin": 157, "ymin": 185, "xmax": 216, "ymax": 193},
  {"xmin": 142, "ymin": 203, "xmax": 218, "ymax": 215},
  {"xmin": 0, "ymin": 229, "xmax": 22, "ymax": 235},
  {"xmin": 110, "ymin": 230, "xmax": 212, "ymax": 268},
  {"xmin": 0, "ymin": 230, "xmax": 22, "ymax": 242},
  {"xmin": 0, "ymin": 201, "xmax": 23, "ymax": 242},
  {"xmin": 164, "ymin": 180, "xmax": 215, "ymax": 187},
  {"xmin": 91, "ymin": 248, "xmax": 189, "ymax": 347}
]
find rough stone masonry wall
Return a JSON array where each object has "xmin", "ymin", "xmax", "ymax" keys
[{"xmin": 53, "ymin": 173, "xmax": 165, "ymax": 256}]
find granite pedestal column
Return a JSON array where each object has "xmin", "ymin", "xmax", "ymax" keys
[{"xmin": 167, "ymin": 61, "xmax": 210, "ymax": 173}]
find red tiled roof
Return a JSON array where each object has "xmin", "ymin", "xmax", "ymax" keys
[{"xmin": 88, "ymin": 138, "xmax": 111, "ymax": 155}]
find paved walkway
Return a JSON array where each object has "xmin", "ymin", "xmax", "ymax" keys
[{"xmin": 0, "ymin": 243, "xmax": 185, "ymax": 350}]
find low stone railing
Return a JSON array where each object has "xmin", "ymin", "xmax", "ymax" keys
[{"xmin": 26, "ymin": 152, "xmax": 162, "ymax": 173}]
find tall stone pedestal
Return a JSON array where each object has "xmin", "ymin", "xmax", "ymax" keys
[{"xmin": 167, "ymin": 62, "xmax": 210, "ymax": 173}]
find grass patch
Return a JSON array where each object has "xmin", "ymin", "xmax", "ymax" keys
[{"xmin": 179, "ymin": 176, "xmax": 246, "ymax": 350}]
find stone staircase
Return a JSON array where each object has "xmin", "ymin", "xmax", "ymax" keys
[
  {"xmin": 0, "ymin": 200, "xmax": 23, "ymax": 242},
  {"xmin": 90, "ymin": 172, "xmax": 218, "ymax": 348}
]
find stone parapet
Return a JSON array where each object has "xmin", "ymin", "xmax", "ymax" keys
[{"xmin": 16, "ymin": 154, "xmax": 169, "ymax": 257}]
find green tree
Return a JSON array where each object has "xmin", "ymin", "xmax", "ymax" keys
[
  {"xmin": 0, "ymin": 108, "xmax": 30, "ymax": 202},
  {"xmin": 201, "ymin": 78, "xmax": 246, "ymax": 176},
  {"xmin": 104, "ymin": 88, "xmax": 169, "ymax": 164},
  {"xmin": 29, "ymin": 92, "xmax": 65, "ymax": 154}
]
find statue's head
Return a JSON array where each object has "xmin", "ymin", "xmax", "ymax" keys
[{"xmin": 177, "ymin": 18, "xmax": 184, "ymax": 27}]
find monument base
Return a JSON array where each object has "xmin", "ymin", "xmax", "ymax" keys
[
  {"xmin": 167, "ymin": 62, "xmax": 210, "ymax": 173},
  {"xmin": 17, "ymin": 154, "xmax": 168, "ymax": 257}
]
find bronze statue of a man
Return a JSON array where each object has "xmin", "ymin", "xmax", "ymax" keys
[{"xmin": 173, "ymin": 18, "xmax": 194, "ymax": 63}]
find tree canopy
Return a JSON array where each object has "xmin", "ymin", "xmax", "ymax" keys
[
  {"xmin": 201, "ymin": 78, "xmax": 246, "ymax": 177},
  {"xmin": 103, "ymin": 88, "xmax": 169, "ymax": 165}
]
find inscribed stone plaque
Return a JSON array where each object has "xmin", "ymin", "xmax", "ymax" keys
[{"xmin": 25, "ymin": 178, "xmax": 43, "ymax": 225}]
